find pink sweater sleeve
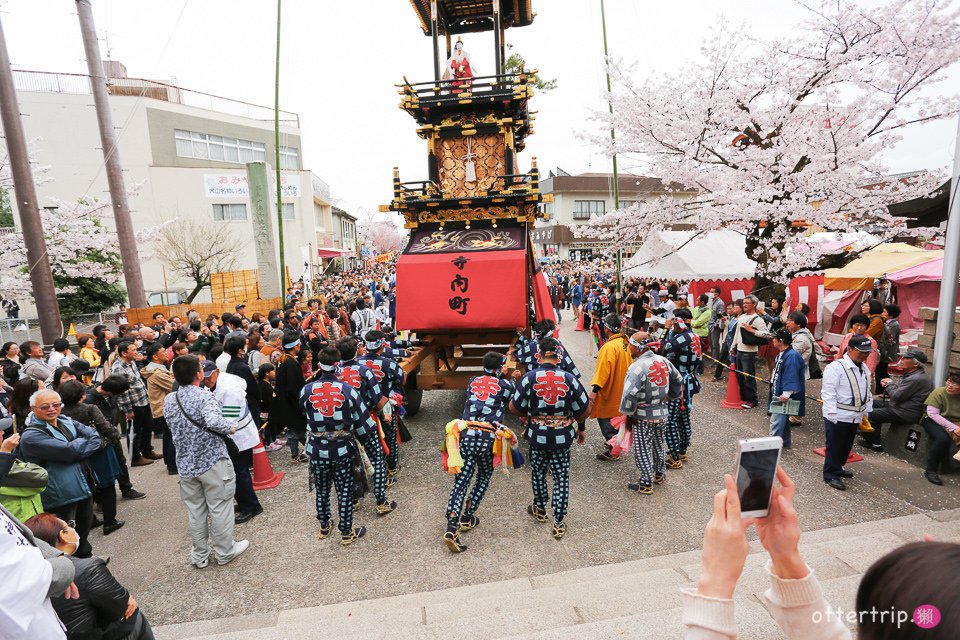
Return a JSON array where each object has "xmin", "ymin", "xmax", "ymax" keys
[
  {"xmin": 681, "ymin": 565, "xmax": 852, "ymax": 640},
  {"xmin": 927, "ymin": 405, "xmax": 958, "ymax": 432}
]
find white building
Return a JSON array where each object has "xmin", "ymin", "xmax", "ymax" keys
[
  {"xmin": 534, "ymin": 170, "xmax": 697, "ymax": 260},
  {"xmin": 2, "ymin": 62, "xmax": 338, "ymax": 307}
]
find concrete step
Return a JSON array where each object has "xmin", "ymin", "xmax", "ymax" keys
[{"xmin": 154, "ymin": 511, "xmax": 960, "ymax": 640}]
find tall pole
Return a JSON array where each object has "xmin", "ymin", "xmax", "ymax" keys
[
  {"xmin": 431, "ymin": 1, "xmax": 441, "ymax": 83},
  {"xmin": 76, "ymin": 0, "xmax": 146, "ymax": 308},
  {"xmin": 933, "ymin": 117, "xmax": 960, "ymax": 382},
  {"xmin": 274, "ymin": 0, "xmax": 286, "ymax": 291},
  {"xmin": 600, "ymin": 0, "xmax": 622, "ymax": 304},
  {"xmin": 0, "ymin": 15, "xmax": 62, "ymax": 343},
  {"xmin": 493, "ymin": 0, "xmax": 502, "ymax": 76}
]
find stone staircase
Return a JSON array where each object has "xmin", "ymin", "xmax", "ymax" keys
[{"xmin": 154, "ymin": 510, "xmax": 960, "ymax": 640}]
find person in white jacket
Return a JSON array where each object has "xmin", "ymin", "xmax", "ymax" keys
[
  {"xmin": 202, "ymin": 363, "xmax": 263, "ymax": 524},
  {"xmin": 820, "ymin": 335, "xmax": 873, "ymax": 491}
]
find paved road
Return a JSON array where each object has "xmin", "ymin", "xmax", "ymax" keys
[{"xmin": 91, "ymin": 320, "xmax": 960, "ymax": 627}]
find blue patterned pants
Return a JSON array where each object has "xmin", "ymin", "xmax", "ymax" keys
[
  {"xmin": 632, "ymin": 419, "xmax": 666, "ymax": 486},
  {"xmin": 357, "ymin": 432, "xmax": 387, "ymax": 504},
  {"xmin": 530, "ymin": 447, "xmax": 571, "ymax": 522},
  {"xmin": 445, "ymin": 437, "xmax": 494, "ymax": 529},
  {"xmin": 665, "ymin": 398, "xmax": 692, "ymax": 458},
  {"xmin": 311, "ymin": 457, "xmax": 355, "ymax": 535},
  {"xmin": 383, "ymin": 412, "xmax": 400, "ymax": 472}
]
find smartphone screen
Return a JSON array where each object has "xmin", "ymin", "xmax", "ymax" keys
[{"xmin": 736, "ymin": 448, "xmax": 780, "ymax": 514}]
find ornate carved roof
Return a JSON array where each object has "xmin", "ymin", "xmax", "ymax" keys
[{"xmin": 408, "ymin": 0, "xmax": 534, "ymax": 35}]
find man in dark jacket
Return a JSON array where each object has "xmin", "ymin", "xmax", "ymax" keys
[
  {"xmin": 275, "ymin": 332, "xmax": 308, "ymax": 462},
  {"xmin": 60, "ymin": 381, "xmax": 126, "ymax": 535},
  {"xmin": 860, "ymin": 349, "xmax": 934, "ymax": 452}
]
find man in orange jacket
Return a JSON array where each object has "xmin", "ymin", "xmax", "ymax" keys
[{"xmin": 590, "ymin": 313, "xmax": 633, "ymax": 461}]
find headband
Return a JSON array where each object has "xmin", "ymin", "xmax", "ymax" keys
[
  {"xmin": 318, "ymin": 363, "xmax": 338, "ymax": 372},
  {"xmin": 283, "ymin": 339, "xmax": 300, "ymax": 349},
  {"xmin": 365, "ymin": 339, "xmax": 385, "ymax": 351}
]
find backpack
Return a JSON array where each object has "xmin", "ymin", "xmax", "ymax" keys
[{"xmin": 878, "ymin": 324, "xmax": 898, "ymax": 363}]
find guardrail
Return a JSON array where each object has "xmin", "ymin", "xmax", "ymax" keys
[{"xmin": 13, "ymin": 69, "xmax": 300, "ymax": 127}]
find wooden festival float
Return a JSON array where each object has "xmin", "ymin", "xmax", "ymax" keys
[{"xmin": 384, "ymin": 1, "xmax": 554, "ymax": 414}]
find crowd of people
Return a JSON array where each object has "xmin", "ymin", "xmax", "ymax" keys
[{"xmin": 1, "ymin": 256, "xmax": 958, "ymax": 639}]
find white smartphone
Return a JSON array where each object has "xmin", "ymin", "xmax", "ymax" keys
[{"xmin": 734, "ymin": 436, "xmax": 783, "ymax": 519}]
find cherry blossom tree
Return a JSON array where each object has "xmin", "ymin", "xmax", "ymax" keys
[
  {"xmin": 0, "ymin": 194, "xmax": 161, "ymax": 315},
  {"xmin": 357, "ymin": 211, "xmax": 408, "ymax": 255},
  {"xmin": 579, "ymin": 0, "xmax": 960, "ymax": 291}
]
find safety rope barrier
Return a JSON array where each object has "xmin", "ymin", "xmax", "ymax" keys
[{"xmin": 701, "ymin": 351, "xmax": 825, "ymax": 405}]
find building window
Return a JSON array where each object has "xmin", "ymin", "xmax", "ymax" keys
[
  {"xmin": 213, "ymin": 203, "xmax": 247, "ymax": 221},
  {"xmin": 619, "ymin": 200, "xmax": 639, "ymax": 209},
  {"xmin": 281, "ymin": 203, "xmax": 295, "ymax": 219},
  {"xmin": 176, "ymin": 129, "xmax": 266, "ymax": 164},
  {"xmin": 279, "ymin": 146, "xmax": 299, "ymax": 170},
  {"xmin": 573, "ymin": 200, "xmax": 605, "ymax": 220}
]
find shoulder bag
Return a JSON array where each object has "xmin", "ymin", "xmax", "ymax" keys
[
  {"xmin": 806, "ymin": 335, "xmax": 823, "ymax": 379},
  {"xmin": 739, "ymin": 317, "xmax": 771, "ymax": 346},
  {"xmin": 174, "ymin": 391, "xmax": 240, "ymax": 458}
]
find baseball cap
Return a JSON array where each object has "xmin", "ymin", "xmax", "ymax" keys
[
  {"xmin": 897, "ymin": 348, "xmax": 929, "ymax": 363},
  {"xmin": 200, "ymin": 360, "xmax": 219, "ymax": 377},
  {"xmin": 848, "ymin": 335, "xmax": 874, "ymax": 353},
  {"xmin": 235, "ymin": 303, "xmax": 246, "ymax": 310}
]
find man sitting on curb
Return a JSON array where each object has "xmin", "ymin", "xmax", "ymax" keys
[{"xmin": 859, "ymin": 349, "xmax": 934, "ymax": 452}]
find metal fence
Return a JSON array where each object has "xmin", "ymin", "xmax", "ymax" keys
[
  {"xmin": 12, "ymin": 69, "xmax": 299, "ymax": 126},
  {"xmin": 0, "ymin": 313, "xmax": 120, "ymax": 345}
]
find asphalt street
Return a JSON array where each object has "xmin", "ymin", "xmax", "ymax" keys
[{"xmin": 90, "ymin": 319, "xmax": 960, "ymax": 626}]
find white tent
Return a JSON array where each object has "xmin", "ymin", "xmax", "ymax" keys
[{"xmin": 623, "ymin": 230, "xmax": 756, "ymax": 280}]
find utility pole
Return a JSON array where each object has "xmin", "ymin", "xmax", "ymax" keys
[
  {"xmin": 933, "ymin": 116, "xmax": 960, "ymax": 382},
  {"xmin": 274, "ymin": 0, "xmax": 286, "ymax": 291},
  {"xmin": 600, "ymin": 0, "xmax": 622, "ymax": 304},
  {"xmin": 76, "ymin": 0, "xmax": 146, "ymax": 308},
  {"xmin": 0, "ymin": 15, "xmax": 63, "ymax": 343}
]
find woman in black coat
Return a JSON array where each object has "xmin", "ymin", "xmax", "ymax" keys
[{"xmin": 24, "ymin": 513, "xmax": 154, "ymax": 640}]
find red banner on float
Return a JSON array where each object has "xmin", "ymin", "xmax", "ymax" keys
[{"xmin": 396, "ymin": 249, "xmax": 527, "ymax": 331}]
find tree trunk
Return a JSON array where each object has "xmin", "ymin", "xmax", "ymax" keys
[
  {"xmin": 745, "ymin": 221, "xmax": 787, "ymax": 300},
  {"xmin": 185, "ymin": 281, "xmax": 207, "ymax": 304}
]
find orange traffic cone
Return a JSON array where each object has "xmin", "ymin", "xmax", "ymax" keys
[
  {"xmin": 575, "ymin": 311, "xmax": 586, "ymax": 331},
  {"xmin": 720, "ymin": 362, "xmax": 745, "ymax": 409},
  {"xmin": 252, "ymin": 437, "xmax": 284, "ymax": 490}
]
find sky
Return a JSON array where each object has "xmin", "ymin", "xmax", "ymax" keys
[{"xmin": 2, "ymin": 0, "xmax": 958, "ymax": 219}]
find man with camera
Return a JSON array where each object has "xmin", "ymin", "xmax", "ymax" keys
[{"xmin": 730, "ymin": 295, "xmax": 769, "ymax": 409}]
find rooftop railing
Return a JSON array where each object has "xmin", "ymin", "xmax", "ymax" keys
[{"xmin": 12, "ymin": 69, "xmax": 300, "ymax": 127}]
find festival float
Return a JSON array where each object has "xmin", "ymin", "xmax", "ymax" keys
[{"xmin": 383, "ymin": 0, "xmax": 553, "ymax": 413}]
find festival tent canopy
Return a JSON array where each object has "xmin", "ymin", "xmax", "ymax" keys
[
  {"xmin": 624, "ymin": 230, "xmax": 756, "ymax": 280},
  {"xmin": 822, "ymin": 243, "xmax": 935, "ymax": 291},
  {"xmin": 887, "ymin": 256, "xmax": 957, "ymax": 330}
]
